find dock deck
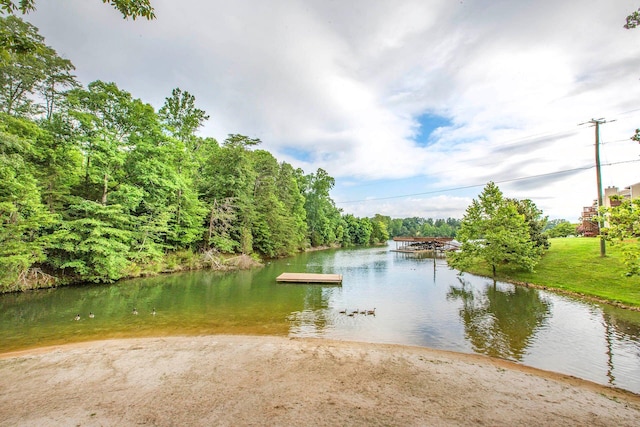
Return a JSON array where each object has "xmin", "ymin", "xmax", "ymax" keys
[{"xmin": 276, "ymin": 273, "xmax": 343, "ymax": 284}]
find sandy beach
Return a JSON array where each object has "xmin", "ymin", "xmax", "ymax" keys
[{"xmin": 1, "ymin": 335, "xmax": 639, "ymax": 426}]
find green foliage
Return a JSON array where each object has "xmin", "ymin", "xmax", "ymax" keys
[
  {"xmin": 301, "ymin": 168, "xmax": 342, "ymax": 247},
  {"xmin": 370, "ymin": 214, "xmax": 390, "ymax": 244},
  {"xmin": 385, "ymin": 216, "xmax": 460, "ymax": 238},
  {"xmin": 508, "ymin": 198, "xmax": 549, "ymax": 251},
  {"xmin": 625, "ymin": 8, "xmax": 640, "ymax": 29},
  {"xmin": 448, "ymin": 182, "xmax": 542, "ymax": 277},
  {"xmin": 341, "ymin": 215, "xmax": 373, "ymax": 246},
  {"xmin": 0, "ymin": 129, "xmax": 51, "ymax": 287},
  {"xmin": 0, "ymin": 0, "xmax": 155, "ymax": 20},
  {"xmin": 159, "ymin": 88, "xmax": 209, "ymax": 145},
  {"xmin": 47, "ymin": 201, "xmax": 132, "ymax": 282},
  {"xmin": 544, "ymin": 220, "xmax": 577, "ymax": 238},
  {"xmin": 600, "ymin": 198, "xmax": 640, "ymax": 276},
  {"xmin": 0, "ymin": 16, "xmax": 46, "ymax": 115}
]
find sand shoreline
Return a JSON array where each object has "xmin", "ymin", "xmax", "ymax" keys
[{"xmin": 1, "ymin": 335, "xmax": 639, "ymax": 426}]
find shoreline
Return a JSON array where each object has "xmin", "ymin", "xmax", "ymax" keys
[{"xmin": 1, "ymin": 335, "xmax": 639, "ymax": 426}]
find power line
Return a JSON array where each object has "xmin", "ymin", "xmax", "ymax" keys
[{"xmin": 335, "ymin": 159, "xmax": 640, "ymax": 205}]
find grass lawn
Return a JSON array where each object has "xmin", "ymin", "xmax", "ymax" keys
[{"xmin": 460, "ymin": 237, "xmax": 640, "ymax": 308}]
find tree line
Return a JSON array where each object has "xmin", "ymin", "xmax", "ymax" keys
[{"xmin": 0, "ymin": 16, "xmax": 396, "ymax": 291}]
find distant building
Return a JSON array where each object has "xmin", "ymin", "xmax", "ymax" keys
[
  {"xmin": 604, "ymin": 182, "xmax": 640, "ymax": 207},
  {"xmin": 579, "ymin": 201, "xmax": 599, "ymax": 237},
  {"xmin": 580, "ymin": 181, "xmax": 640, "ymax": 237}
]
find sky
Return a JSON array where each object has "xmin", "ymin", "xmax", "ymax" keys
[{"xmin": 24, "ymin": 0, "xmax": 640, "ymax": 221}]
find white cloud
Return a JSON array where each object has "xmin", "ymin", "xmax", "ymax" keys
[{"xmin": 27, "ymin": 0, "xmax": 640, "ymax": 221}]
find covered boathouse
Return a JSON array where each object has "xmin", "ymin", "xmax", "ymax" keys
[{"xmin": 391, "ymin": 237, "xmax": 459, "ymax": 253}]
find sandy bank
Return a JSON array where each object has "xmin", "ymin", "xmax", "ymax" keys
[{"xmin": 1, "ymin": 335, "xmax": 639, "ymax": 426}]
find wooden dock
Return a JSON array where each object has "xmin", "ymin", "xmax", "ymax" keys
[{"xmin": 276, "ymin": 273, "xmax": 343, "ymax": 284}]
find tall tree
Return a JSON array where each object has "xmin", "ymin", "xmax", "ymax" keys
[
  {"xmin": 301, "ymin": 168, "xmax": 341, "ymax": 247},
  {"xmin": 157, "ymin": 88, "xmax": 209, "ymax": 249},
  {"xmin": 507, "ymin": 198, "xmax": 549, "ymax": 252},
  {"xmin": 66, "ymin": 80, "xmax": 147, "ymax": 204},
  {"xmin": 200, "ymin": 135, "xmax": 259, "ymax": 254},
  {"xmin": 0, "ymin": 16, "xmax": 48, "ymax": 115},
  {"xmin": 39, "ymin": 54, "xmax": 78, "ymax": 120},
  {"xmin": 448, "ymin": 182, "xmax": 541, "ymax": 277},
  {"xmin": 158, "ymin": 88, "xmax": 209, "ymax": 147},
  {"xmin": 0, "ymin": 121, "xmax": 51, "ymax": 289},
  {"xmin": 275, "ymin": 162, "xmax": 307, "ymax": 253}
]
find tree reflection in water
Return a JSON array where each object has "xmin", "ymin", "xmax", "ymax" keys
[{"xmin": 447, "ymin": 276, "xmax": 551, "ymax": 361}]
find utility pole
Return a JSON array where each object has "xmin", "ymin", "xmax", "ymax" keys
[{"xmin": 579, "ymin": 118, "xmax": 613, "ymax": 257}]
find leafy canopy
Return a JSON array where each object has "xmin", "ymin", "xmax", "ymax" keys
[{"xmin": 448, "ymin": 182, "xmax": 543, "ymax": 277}]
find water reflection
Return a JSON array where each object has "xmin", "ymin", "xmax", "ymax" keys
[
  {"xmin": 600, "ymin": 306, "xmax": 640, "ymax": 387},
  {"xmin": 287, "ymin": 286, "xmax": 334, "ymax": 336},
  {"xmin": 447, "ymin": 277, "xmax": 551, "ymax": 361}
]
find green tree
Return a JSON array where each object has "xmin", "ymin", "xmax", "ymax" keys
[
  {"xmin": 300, "ymin": 168, "xmax": 341, "ymax": 247},
  {"xmin": 545, "ymin": 220, "xmax": 577, "ymax": 238},
  {"xmin": 600, "ymin": 198, "xmax": 640, "ymax": 276},
  {"xmin": 0, "ymin": 16, "xmax": 47, "ymax": 115},
  {"xmin": 47, "ymin": 200, "xmax": 132, "ymax": 282},
  {"xmin": 0, "ymin": 123, "xmax": 51, "ymax": 289},
  {"xmin": 275, "ymin": 162, "xmax": 307, "ymax": 252},
  {"xmin": 448, "ymin": 182, "xmax": 541, "ymax": 277},
  {"xmin": 158, "ymin": 88, "xmax": 209, "ymax": 147},
  {"xmin": 200, "ymin": 135, "xmax": 259, "ymax": 254},
  {"xmin": 370, "ymin": 214, "xmax": 390, "ymax": 244},
  {"xmin": 157, "ymin": 88, "xmax": 209, "ymax": 250},
  {"xmin": 508, "ymin": 198, "xmax": 549, "ymax": 251},
  {"xmin": 39, "ymin": 54, "xmax": 78, "ymax": 120}
]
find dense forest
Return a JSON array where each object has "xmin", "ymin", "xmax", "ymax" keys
[{"xmin": 0, "ymin": 16, "xmax": 460, "ymax": 291}]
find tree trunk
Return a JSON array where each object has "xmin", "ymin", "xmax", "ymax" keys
[{"xmin": 101, "ymin": 173, "xmax": 108, "ymax": 205}]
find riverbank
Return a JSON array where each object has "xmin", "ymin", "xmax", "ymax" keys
[
  {"xmin": 459, "ymin": 237, "xmax": 640, "ymax": 310},
  {"xmin": 1, "ymin": 251, "xmax": 264, "ymax": 294},
  {"xmin": 1, "ymin": 335, "xmax": 639, "ymax": 426}
]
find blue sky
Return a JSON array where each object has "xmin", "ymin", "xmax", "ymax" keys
[{"xmin": 27, "ymin": 0, "xmax": 640, "ymax": 221}]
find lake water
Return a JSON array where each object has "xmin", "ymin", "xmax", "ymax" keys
[{"xmin": 2, "ymin": 245, "xmax": 640, "ymax": 393}]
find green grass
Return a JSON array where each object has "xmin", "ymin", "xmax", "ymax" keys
[{"xmin": 461, "ymin": 237, "xmax": 640, "ymax": 308}]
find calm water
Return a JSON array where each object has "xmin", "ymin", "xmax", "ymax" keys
[{"xmin": 2, "ymin": 245, "xmax": 640, "ymax": 393}]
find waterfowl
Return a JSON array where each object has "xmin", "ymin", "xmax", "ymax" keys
[
  {"xmin": 338, "ymin": 309, "xmax": 347, "ymax": 314},
  {"xmin": 366, "ymin": 308, "xmax": 376, "ymax": 315},
  {"xmin": 347, "ymin": 312, "xmax": 355, "ymax": 317},
  {"xmin": 351, "ymin": 309, "xmax": 359, "ymax": 315},
  {"xmin": 74, "ymin": 314, "xmax": 80, "ymax": 321},
  {"xmin": 151, "ymin": 308, "xmax": 156, "ymax": 316},
  {"xmin": 89, "ymin": 312, "xmax": 95, "ymax": 318},
  {"xmin": 132, "ymin": 308, "xmax": 138, "ymax": 315}
]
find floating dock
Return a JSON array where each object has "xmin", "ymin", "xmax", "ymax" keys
[{"xmin": 276, "ymin": 273, "xmax": 343, "ymax": 284}]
